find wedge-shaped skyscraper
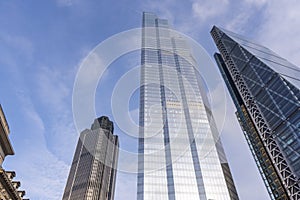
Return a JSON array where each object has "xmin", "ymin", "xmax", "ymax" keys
[
  {"xmin": 63, "ymin": 116, "xmax": 119, "ymax": 200},
  {"xmin": 137, "ymin": 12, "xmax": 238, "ymax": 200},
  {"xmin": 211, "ymin": 26, "xmax": 300, "ymax": 200}
]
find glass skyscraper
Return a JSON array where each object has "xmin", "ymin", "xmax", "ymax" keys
[
  {"xmin": 137, "ymin": 12, "xmax": 238, "ymax": 200},
  {"xmin": 62, "ymin": 116, "xmax": 119, "ymax": 200},
  {"xmin": 211, "ymin": 26, "xmax": 300, "ymax": 200}
]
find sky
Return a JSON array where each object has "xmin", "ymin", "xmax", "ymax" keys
[{"xmin": 0, "ymin": 0, "xmax": 299, "ymax": 199}]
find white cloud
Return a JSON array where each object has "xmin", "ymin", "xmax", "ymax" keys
[
  {"xmin": 76, "ymin": 52, "xmax": 106, "ymax": 88},
  {"xmin": 36, "ymin": 67, "xmax": 71, "ymax": 111},
  {"xmin": 244, "ymin": 0, "xmax": 268, "ymax": 7},
  {"xmin": 257, "ymin": 1, "xmax": 300, "ymax": 66},
  {"xmin": 57, "ymin": 0, "xmax": 73, "ymax": 7},
  {"xmin": 0, "ymin": 33, "xmax": 34, "ymax": 58},
  {"xmin": 0, "ymin": 33, "xmax": 34, "ymax": 70},
  {"xmin": 33, "ymin": 66, "xmax": 78, "ymax": 162},
  {"xmin": 141, "ymin": 0, "xmax": 176, "ymax": 24},
  {"xmin": 225, "ymin": 10, "xmax": 254, "ymax": 34},
  {"xmin": 4, "ymin": 94, "xmax": 70, "ymax": 199},
  {"xmin": 192, "ymin": 0, "xmax": 229, "ymax": 22},
  {"xmin": 24, "ymin": 105, "xmax": 45, "ymax": 132},
  {"xmin": 20, "ymin": 144, "xmax": 69, "ymax": 199}
]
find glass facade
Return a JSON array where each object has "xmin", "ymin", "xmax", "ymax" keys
[
  {"xmin": 62, "ymin": 116, "xmax": 119, "ymax": 200},
  {"xmin": 211, "ymin": 26, "xmax": 300, "ymax": 200},
  {"xmin": 137, "ymin": 12, "xmax": 237, "ymax": 200}
]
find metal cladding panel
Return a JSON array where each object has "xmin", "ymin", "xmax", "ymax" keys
[{"xmin": 211, "ymin": 26, "xmax": 300, "ymax": 200}]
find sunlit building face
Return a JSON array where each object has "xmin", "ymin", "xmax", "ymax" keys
[{"xmin": 137, "ymin": 12, "xmax": 237, "ymax": 200}]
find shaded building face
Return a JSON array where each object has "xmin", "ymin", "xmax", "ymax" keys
[
  {"xmin": 0, "ymin": 104, "xmax": 14, "ymax": 166},
  {"xmin": 211, "ymin": 26, "xmax": 300, "ymax": 200},
  {"xmin": 63, "ymin": 116, "xmax": 119, "ymax": 200},
  {"xmin": 0, "ymin": 105, "xmax": 28, "ymax": 200},
  {"xmin": 137, "ymin": 12, "xmax": 238, "ymax": 200}
]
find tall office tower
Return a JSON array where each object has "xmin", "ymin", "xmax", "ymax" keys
[
  {"xmin": 211, "ymin": 26, "xmax": 300, "ymax": 200},
  {"xmin": 62, "ymin": 116, "xmax": 119, "ymax": 200},
  {"xmin": 137, "ymin": 12, "xmax": 238, "ymax": 200}
]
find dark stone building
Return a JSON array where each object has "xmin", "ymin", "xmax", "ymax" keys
[{"xmin": 0, "ymin": 104, "xmax": 29, "ymax": 200}]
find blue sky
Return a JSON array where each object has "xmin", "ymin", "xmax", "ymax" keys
[{"xmin": 0, "ymin": 0, "xmax": 299, "ymax": 199}]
